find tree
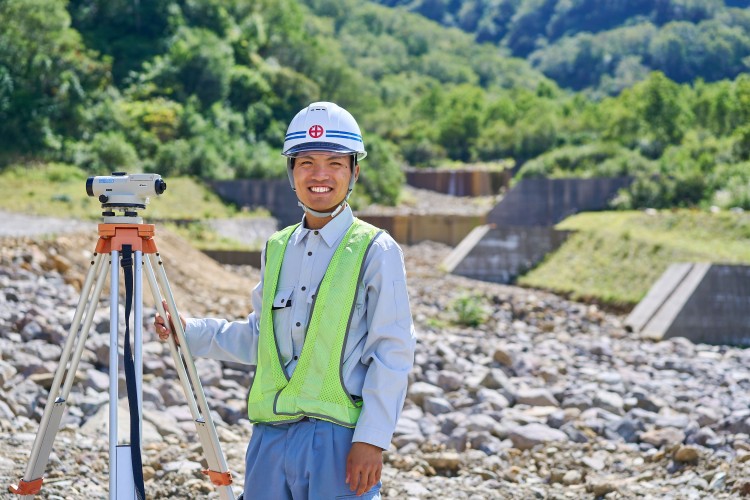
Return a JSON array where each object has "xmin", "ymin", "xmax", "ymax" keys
[
  {"xmin": 69, "ymin": 0, "xmax": 173, "ymax": 83},
  {"xmin": 158, "ymin": 27, "xmax": 234, "ymax": 107},
  {"xmin": 0, "ymin": 0, "xmax": 107, "ymax": 157},
  {"xmin": 635, "ymin": 72, "xmax": 692, "ymax": 154}
]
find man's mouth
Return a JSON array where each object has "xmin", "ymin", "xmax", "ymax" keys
[{"xmin": 309, "ymin": 186, "xmax": 333, "ymax": 193}]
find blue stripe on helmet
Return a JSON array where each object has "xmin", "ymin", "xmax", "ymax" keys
[
  {"xmin": 326, "ymin": 135, "xmax": 363, "ymax": 143},
  {"xmin": 285, "ymin": 131, "xmax": 307, "ymax": 139},
  {"xmin": 327, "ymin": 130, "xmax": 362, "ymax": 140}
]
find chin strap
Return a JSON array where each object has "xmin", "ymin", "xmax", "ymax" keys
[{"xmin": 298, "ymin": 192, "xmax": 350, "ymax": 218}]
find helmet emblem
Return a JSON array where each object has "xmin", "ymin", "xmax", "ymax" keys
[{"xmin": 308, "ymin": 125, "xmax": 324, "ymax": 138}]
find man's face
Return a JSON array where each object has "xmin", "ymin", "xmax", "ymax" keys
[{"xmin": 293, "ymin": 151, "xmax": 359, "ymax": 214}]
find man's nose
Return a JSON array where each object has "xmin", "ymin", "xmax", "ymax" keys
[{"xmin": 310, "ymin": 165, "xmax": 331, "ymax": 180}]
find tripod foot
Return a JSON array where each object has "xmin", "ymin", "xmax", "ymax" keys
[
  {"xmin": 202, "ymin": 469, "xmax": 233, "ymax": 487},
  {"xmin": 9, "ymin": 477, "xmax": 43, "ymax": 495}
]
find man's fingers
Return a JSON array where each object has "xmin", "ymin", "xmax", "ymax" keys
[
  {"xmin": 347, "ymin": 463, "xmax": 362, "ymax": 493},
  {"xmin": 367, "ymin": 468, "xmax": 377, "ymax": 495},
  {"xmin": 352, "ymin": 471, "xmax": 363, "ymax": 495},
  {"xmin": 370, "ymin": 463, "xmax": 381, "ymax": 492},
  {"xmin": 357, "ymin": 468, "xmax": 377, "ymax": 496}
]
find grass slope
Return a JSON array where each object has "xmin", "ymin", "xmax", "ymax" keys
[
  {"xmin": 519, "ymin": 210, "xmax": 750, "ymax": 307},
  {"xmin": 0, "ymin": 163, "xmax": 269, "ymax": 250},
  {"xmin": 0, "ymin": 163, "xmax": 250, "ymax": 220}
]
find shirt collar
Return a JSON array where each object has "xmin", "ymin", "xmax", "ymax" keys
[{"xmin": 291, "ymin": 205, "xmax": 354, "ymax": 248}]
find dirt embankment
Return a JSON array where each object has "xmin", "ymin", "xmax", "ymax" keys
[{"xmin": 0, "ymin": 219, "xmax": 258, "ymax": 320}]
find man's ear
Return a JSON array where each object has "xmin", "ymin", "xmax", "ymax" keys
[{"xmin": 353, "ymin": 162, "xmax": 360, "ymax": 182}]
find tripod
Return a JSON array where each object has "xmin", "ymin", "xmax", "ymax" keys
[{"xmin": 9, "ymin": 221, "xmax": 236, "ymax": 499}]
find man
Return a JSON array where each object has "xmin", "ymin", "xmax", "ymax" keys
[{"xmin": 155, "ymin": 101, "xmax": 416, "ymax": 499}]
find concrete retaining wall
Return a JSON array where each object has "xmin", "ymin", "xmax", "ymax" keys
[
  {"xmin": 201, "ymin": 249, "xmax": 263, "ymax": 268},
  {"xmin": 357, "ymin": 214, "xmax": 485, "ymax": 246},
  {"xmin": 446, "ymin": 177, "xmax": 631, "ymax": 284},
  {"xmin": 487, "ymin": 177, "xmax": 633, "ymax": 226},
  {"xmin": 207, "ymin": 179, "xmax": 300, "ymax": 227},
  {"xmin": 443, "ymin": 225, "xmax": 571, "ymax": 283},
  {"xmin": 406, "ymin": 168, "xmax": 511, "ymax": 196},
  {"xmin": 627, "ymin": 263, "xmax": 750, "ymax": 346}
]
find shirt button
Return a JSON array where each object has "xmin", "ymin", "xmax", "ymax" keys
[
  {"xmin": 307, "ymin": 251, "xmax": 312, "ymax": 256},
  {"xmin": 301, "ymin": 286, "xmax": 306, "ymax": 291},
  {"xmin": 296, "ymin": 322, "xmax": 301, "ymax": 327},
  {"xmin": 294, "ymin": 355, "xmax": 299, "ymax": 360},
  {"xmin": 314, "ymin": 231, "xmax": 319, "ymax": 235}
]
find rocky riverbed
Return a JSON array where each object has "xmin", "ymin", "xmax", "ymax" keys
[{"xmin": 1, "ymin": 225, "xmax": 749, "ymax": 499}]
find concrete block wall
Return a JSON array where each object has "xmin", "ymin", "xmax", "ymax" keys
[
  {"xmin": 628, "ymin": 263, "xmax": 750, "ymax": 346},
  {"xmin": 487, "ymin": 177, "xmax": 633, "ymax": 227},
  {"xmin": 443, "ymin": 226, "xmax": 571, "ymax": 283},
  {"xmin": 406, "ymin": 168, "xmax": 511, "ymax": 196},
  {"xmin": 357, "ymin": 214, "xmax": 485, "ymax": 246}
]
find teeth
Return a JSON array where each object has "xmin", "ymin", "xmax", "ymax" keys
[{"xmin": 310, "ymin": 187, "xmax": 332, "ymax": 193}]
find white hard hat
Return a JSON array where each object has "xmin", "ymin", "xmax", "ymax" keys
[{"xmin": 282, "ymin": 101, "xmax": 367, "ymax": 160}]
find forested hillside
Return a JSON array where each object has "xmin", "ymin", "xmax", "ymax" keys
[
  {"xmin": 0, "ymin": 0, "xmax": 546, "ymax": 206},
  {"xmin": 370, "ymin": 0, "xmax": 750, "ymax": 93},
  {"xmin": 1, "ymin": 0, "xmax": 749, "ymax": 210}
]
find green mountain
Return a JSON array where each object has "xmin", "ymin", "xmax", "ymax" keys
[
  {"xmin": 0, "ymin": 0, "xmax": 548, "ymax": 206},
  {"xmin": 369, "ymin": 0, "xmax": 750, "ymax": 93},
  {"xmin": 0, "ymin": 0, "xmax": 749, "ymax": 211}
]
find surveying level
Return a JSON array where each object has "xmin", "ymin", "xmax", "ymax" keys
[{"xmin": 9, "ymin": 173, "xmax": 236, "ymax": 499}]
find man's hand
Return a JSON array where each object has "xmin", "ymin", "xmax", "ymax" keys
[
  {"xmin": 346, "ymin": 442, "xmax": 383, "ymax": 496},
  {"xmin": 154, "ymin": 299, "xmax": 186, "ymax": 345}
]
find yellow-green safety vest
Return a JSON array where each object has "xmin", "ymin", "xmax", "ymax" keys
[{"xmin": 247, "ymin": 218, "xmax": 381, "ymax": 427}]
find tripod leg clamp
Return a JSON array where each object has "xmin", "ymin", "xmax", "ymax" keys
[
  {"xmin": 9, "ymin": 477, "xmax": 44, "ymax": 495},
  {"xmin": 202, "ymin": 469, "xmax": 233, "ymax": 487}
]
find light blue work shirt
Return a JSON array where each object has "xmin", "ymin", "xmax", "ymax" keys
[{"xmin": 184, "ymin": 205, "xmax": 417, "ymax": 449}]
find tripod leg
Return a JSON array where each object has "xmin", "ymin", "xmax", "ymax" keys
[
  {"xmin": 145, "ymin": 253, "xmax": 236, "ymax": 500},
  {"xmin": 143, "ymin": 257, "xmax": 200, "ymax": 418},
  {"xmin": 10, "ymin": 252, "xmax": 109, "ymax": 498}
]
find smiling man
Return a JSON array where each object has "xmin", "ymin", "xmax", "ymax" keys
[
  {"xmin": 291, "ymin": 151, "xmax": 358, "ymax": 229},
  {"xmin": 156, "ymin": 102, "xmax": 416, "ymax": 499}
]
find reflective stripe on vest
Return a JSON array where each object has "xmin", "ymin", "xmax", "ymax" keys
[{"xmin": 247, "ymin": 218, "xmax": 381, "ymax": 427}]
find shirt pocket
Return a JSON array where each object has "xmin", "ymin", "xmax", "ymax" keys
[
  {"xmin": 271, "ymin": 288, "xmax": 294, "ymax": 360},
  {"xmin": 272, "ymin": 287, "xmax": 293, "ymax": 310},
  {"xmin": 393, "ymin": 280, "xmax": 412, "ymax": 329}
]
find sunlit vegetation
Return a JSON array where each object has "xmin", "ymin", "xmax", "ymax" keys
[{"xmin": 0, "ymin": 0, "xmax": 748, "ymax": 210}]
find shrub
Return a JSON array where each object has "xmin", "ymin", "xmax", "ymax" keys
[
  {"xmin": 518, "ymin": 142, "xmax": 652, "ymax": 179},
  {"xmin": 73, "ymin": 132, "xmax": 140, "ymax": 173},
  {"xmin": 358, "ymin": 136, "xmax": 403, "ymax": 206},
  {"xmin": 451, "ymin": 294, "xmax": 489, "ymax": 327}
]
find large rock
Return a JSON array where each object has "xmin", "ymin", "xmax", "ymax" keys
[
  {"xmin": 593, "ymin": 390, "xmax": 624, "ymax": 415},
  {"xmin": 508, "ymin": 423, "xmax": 568, "ymax": 451},
  {"xmin": 516, "ymin": 388, "xmax": 558, "ymax": 407},
  {"xmin": 640, "ymin": 427, "xmax": 685, "ymax": 447},
  {"xmin": 408, "ymin": 381, "xmax": 444, "ymax": 406}
]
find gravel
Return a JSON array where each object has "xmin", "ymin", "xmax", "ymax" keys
[{"xmin": 1, "ymin": 214, "xmax": 749, "ymax": 499}]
